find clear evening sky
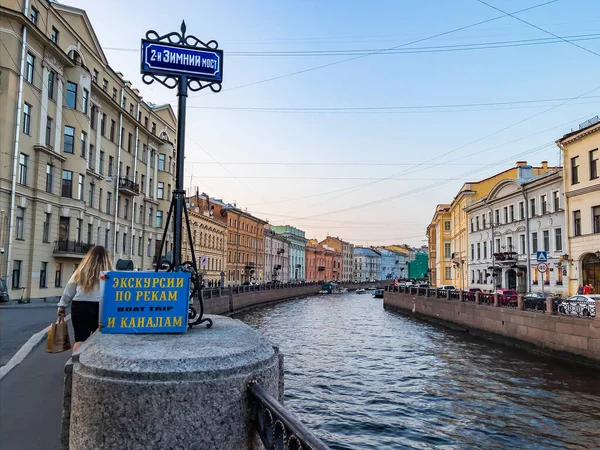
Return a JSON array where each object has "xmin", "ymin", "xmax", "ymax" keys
[{"xmin": 73, "ymin": 0, "xmax": 600, "ymax": 246}]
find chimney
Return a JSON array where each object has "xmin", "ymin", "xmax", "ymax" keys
[
  {"xmin": 518, "ymin": 164, "xmax": 534, "ymax": 180},
  {"xmin": 515, "ymin": 161, "xmax": 527, "ymax": 167},
  {"xmin": 541, "ymin": 160, "xmax": 548, "ymax": 169}
]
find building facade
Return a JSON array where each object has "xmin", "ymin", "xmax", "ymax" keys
[
  {"xmin": 272, "ymin": 225, "xmax": 307, "ymax": 280},
  {"xmin": 353, "ymin": 247, "xmax": 381, "ymax": 282},
  {"xmin": 426, "ymin": 205, "xmax": 451, "ymax": 286},
  {"xmin": 264, "ymin": 227, "xmax": 290, "ymax": 283},
  {"xmin": 408, "ymin": 251, "xmax": 429, "ymax": 280},
  {"xmin": 557, "ymin": 117, "xmax": 600, "ymax": 295},
  {"xmin": 0, "ymin": 1, "xmax": 176, "ymax": 301},
  {"xmin": 377, "ymin": 249, "xmax": 396, "ymax": 280},
  {"xmin": 465, "ymin": 168, "xmax": 566, "ymax": 295},
  {"xmin": 182, "ymin": 202, "xmax": 227, "ymax": 286},
  {"xmin": 188, "ymin": 194, "xmax": 266, "ymax": 286},
  {"xmin": 319, "ymin": 236, "xmax": 354, "ymax": 282}
]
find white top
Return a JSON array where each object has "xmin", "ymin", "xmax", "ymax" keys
[{"xmin": 57, "ymin": 273, "xmax": 105, "ymax": 307}]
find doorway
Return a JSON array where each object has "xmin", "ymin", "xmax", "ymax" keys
[
  {"xmin": 506, "ymin": 269, "xmax": 517, "ymax": 290},
  {"xmin": 582, "ymin": 253, "xmax": 600, "ymax": 294}
]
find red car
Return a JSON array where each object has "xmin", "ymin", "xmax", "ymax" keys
[{"xmin": 493, "ymin": 289, "xmax": 518, "ymax": 306}]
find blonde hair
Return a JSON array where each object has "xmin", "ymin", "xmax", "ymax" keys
[{"xmin": 72, "ymin": 246, "xmax": 114, "ymax": 293}]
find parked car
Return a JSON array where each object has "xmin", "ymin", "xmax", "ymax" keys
[
  {"xmin": 492, "ymin": 289, "xmax": 518, "ymax": 306},
  {"xmin": 557, "ymin": 295, "xmax": 598, "ymax": 317},
  {"xmin": 523, "ymin": 292, "xmax": 558, "ymax": 311},
  {"xmin": 438, "ymin": 285, "xmax": 456, "ymax": 290},
  {"xmin": 0, "ymin": 279, "xmax": 9, "ymax": 302},
  {"xmin": 467, "ymin": 288, "xmax": 482, "ymax": 293}
]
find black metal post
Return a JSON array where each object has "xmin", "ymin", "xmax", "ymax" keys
[{"xmin": 173, "ymin": 75, "xmax": 188, "ymax": 269}]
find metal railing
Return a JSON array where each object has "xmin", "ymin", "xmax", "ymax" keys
[
  {"xmin": 557, "ymin": 300, "xmax": 596, "ymax": 318},
  {"xmin": 118, "ymin": 177, "xmax": 140, "ymax": 194},
  {"xmin": 53, "ymin": 240, "xmax": 94, "ymax": 255},
  {"xmin": 248, "ymin": 381, "xmax": 330, "ymax": 450}
]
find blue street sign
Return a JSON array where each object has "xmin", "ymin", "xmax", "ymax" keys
[
  {"xmin": 141, "ymin": 40, "xmax": 223, "ymax": 82},
  {"xmin": 101, "ymin": 271, "xmax": 190, "ymax": 334},
  {"xmin": 536, "ymin": 251, "xmax": 547, "ymax": 262}
]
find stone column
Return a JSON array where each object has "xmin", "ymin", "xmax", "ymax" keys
[
  {"xmin": 54, "ymin": 75, "xmax": 64, "ymax": 152},
  {"xmin": 546, "ymin": 296, "xmax": 554, "ymax": 314},
  {"xmin": 475, "ymin": 292, "xmax": 480, "ymax": 304},
  {"xmin": 63, "ymin": 315, "xmax": 282, "ymax": 450},
  {"xmin": 493, "ymin": 293, "xmax": 499, "ymax": 307},
  {"xmin": 436, "ymin": 288, "xmax": 440, "ymax": 298},
  {"xmin": 38, "ymin": 63, "xmax": 49, "ymax": 145},
  {"xmin": 517, "ymin": 294, "xmax": 524, "ymax": 310},
  {"xmin": 459, "ymin": 290, "xmax": 464, "ymax": 302}
]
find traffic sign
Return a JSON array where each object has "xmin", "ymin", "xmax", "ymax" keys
[
  {"xmin": 200, "ymin": 255, "xmax": 208, "ymax": 267},
  {"xmin": 141, "ymin": 40, "xmax": 223, "ymax": 82},
  {"xmin": 536, "ymin": 251, "xmax": 547, "ymax": 262},
  {"xmin": 537, "ymin": 262, "xmax": 548, "ymax": 273}
]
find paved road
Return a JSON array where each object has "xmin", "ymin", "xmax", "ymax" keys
[{"xmin": 0, "ymin": 305, "xmax": 61, "ymax": 366}]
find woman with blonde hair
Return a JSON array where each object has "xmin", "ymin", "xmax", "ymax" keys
[{"xmin": 57, "ymin": 245, "xmax": 113, "ymax": 352}]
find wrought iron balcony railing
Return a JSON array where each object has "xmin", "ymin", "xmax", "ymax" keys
[
  {"xmin": 118, "ymin": 177, "xmax": 140, "ymax": 194},
  {"xmin": 53, "ymin": 240, "xmax": 94, "ymax": 256}
]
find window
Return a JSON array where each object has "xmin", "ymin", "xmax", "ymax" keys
[
  {"xmin": 99, "ymin": 189, "xmax": 103, "ymax": 211},
  {"xmin": 139, "ymin": 205, "xmax": 144, "ymax": 224},
  {"xmin": 157, "ymin": 182, "xmax": 164, "ymax": 199},
  {"xmin": 532, "ymin": 232, "xmax": 538, "ymax": 253},
  {"xmin": 495, "ymin": 238, "xmax": 500, "ymax": 253},
  {"xmin": 105, "ymin": 229, "xmax": 110, "ymax": 248},
  {"xmin": 93, "ymin": 69, "xmax": 98, "ymax": 83},
  {"xmin": 128, "ymin": 133, "xmax": 133, "ymax": 153},
  {"xmin": 43, "ymin": 213, "xmax": 51, "ymax": 243},
  {"xmin": 167, "ymin": 184, "xmax": 171, "ymax": 199},
  {"xmin": 102, "ymin": 79, "xmax": 108, "ymax": 91},
  {"xmin": 124, "ymin": 199, "xmax": 129, "ymax": 220},
  {"xmin": 61, "ymin": 170, "xmax": 72, "ymax": 197},
  {"xmin": 590, "ymin": 149, "xmax": 599, "ymax": 180},
  {"xmin": 108, "ymin": 156, "xmax": 114, "ymax": 177},
  {"xmin": 573, "ymin": 210, "xmax": 581, "ymax": 236},
  {"xmin": 156, "ymin": 210, "xmax": 163, "ymax": 228},
  {"xmin": 18, "ymin": 153, "xmax": 28, "ymax": 185},
  {"xmin": 30, "ymin": 7, "xmax": 38, "ymax": 24},
  {"xmin": 64, "ymin": 126, "xmax": 75, "ymax": 153},
  {"xmin": 483, "ymin": 241, "xmax": 487, "ymax": 259},
  {"xmin": 482, "ymin": 214, "xmax": 486, "ymax": 229},
  {"xmin": 45, "ymin": 164, "xmax": 53, "ymax": 193},
  {"xmin": 543, "ymin": 230, "xmax": 549, "ymax": 252},
  {"xmin": 99, "ymin": 151, "xmax": 105, "ymax": 175},
  {"xmin": 593, "ymin": 206, "xmax": 600, "ymax": 234},
  {"xmin": 150, "ymin": 151, "xmax": 155, "ymax": 168},
  {"xmin": 110, "ymin": 120, "xmax": 116, "ymax": 142},
  {"xmin": 471, "ymin": 244, "xmax": 474, "ymax": 260},
  {"xmin": 147, "ymin": 238, "xmax": 152, "ymax": 257},
  {"xmin": 552, "ymin": 191, "xmax": 560, "ymax": 212},
  {"xmin": 144, "ymin": 117, "xmax": 149, "ymax": 128},
  {"xmin": 555, "ymin": 228, "xmax": 562, "ymax": 251},
  {"xmin": 87, "ymin": 224, "xmax": 92, "ymax": 244},
  {"xmin": 46, "ymin": 117, "xmax": 53, "ymax": 146},
  {"xmin": 494, "ymin": 209, "xmax": 499, "ymax": 225},
  {"xmin": 148, "ymin": 207, "xmax": 153, "ymax": 226},
  {"xmin": 40, "ymin": 262, "xmax": 47, "ymax": 288},
  {"xmin": 80, "ymin": 131, "xmax": 87, "ymax": 156},
  {"xmin": 97, "ymin": 226, "xmax": 101, "ymax": 246},
  {"xmin": 138, "ymin": 237, "xmax": 142, "ymax": 256},
  {"xmin": 541, "ymin": 195, "xmax": 547, "ymax": 214},
  {"xmin": 100, "ymin": 113, "xmax": 106, "ymax": 136},
  {"xmin": 51, "ymin": 26, "xmax": 59, "ymax": 44},
  {"xmin": 470, "ymin": 219, "xmax": 474, "ymax": 233},
  {"xmin": 477, "ymin": 243, "xmax": 481, "ymax": 259},
  {"xmin": 76, "ymin": 219, "xmax": 83, "ymax": 242},
  {"xmin": 445, "ymin": 267, "xmax": 451, "ymax": 280},
  {"xmin": 520, "ymin": 234, "xmax": 526, "ymax": 254},
  {"xmin": 55, "ymin": 263, "xmax": 62, "ymax": 288},
  {"xmin": 444, "ymin": 243, "xmax": 451, "ymax": 258},
  {"xmin": 123, "ymin": 233, "xmax": 127, "ymax": 253},
  {"xmin": 106, "ymin": 191, "xmax": 112, "ymax": 214},
  {"xmin": 530, "ymin": 198, "xmax": 536, "ymax": 217},
  {"xmin": 12, "ymin": 261, "xmax": 21, "ymax": 289},
  {"xmin": 78, "ymin": 174, "xmax": 85, "ymax": 200},
  {"xmin": 507, "ymin": 236, "xmax": 513, "ymax": 252},
  {"xmin": 26, "ymin": 53, "xmax": 34, "ymax": 83},
  {"xmin": 571, "ymin": 156, "xmax": 579, "ymax": 184},
  {"xmin": 82, "ymin": 89, "xmax": 89, "ymax": 114},
  {"xmin": 112, "ymin": 88, "xmax": 117, "ymax": 101},
  {"xmin": 88, "ymin": 144, "xmax": 95, "ymax": 170},
  {"xmin": 503, "ymin": 207, "xmax": 508, "ymax": 224},
  {"xmin": 129, "ymin": 103, "xmax": 134, "ymax": 115},
  {"xmin": 16, "ymin": 208, "xmax": 24, "ymax": 240},
  {"xmin": 23, "ymin": 103, "xmax": 31, "ymax": 135},
  {"xmin": 120, "ymin": 127, "xmax": 125, "ymax": 148},
  {"xmin": 149, "ymin": 178, "xmax": 153, "ymax": 196},
  {"xmin": 508, "ymin": 205, "xmax": 513, "ymax": 222},
  {"xmin": 88, "ymin": 182, "xmax": 95, "ymax": 208},
  {"xmin": 151, "ymin": 122, "xmax": 156, "ymax": 134},
  {"xmin": 158, "ymin": 154, "xmax": 165, "ymax": 171},
  {"xmin": 46, "ymin": 70, "xmax": 56, "ymax": 100},
  {"xmin": 66, "ymin": 82, "xmax": 77, "ymax": 109}
]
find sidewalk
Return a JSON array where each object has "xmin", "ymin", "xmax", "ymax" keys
[{"xmin": 0, "ymin": 332, "xmax": 72, "ymax": 450}]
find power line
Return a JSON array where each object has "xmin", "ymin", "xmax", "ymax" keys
[
  {"xmin": 476, "ymin": 0, "xmax": 600, "ymax": 59},
  {"xmin": 187, "ymin": 162, "xmax": 490, "ymax": 167}
]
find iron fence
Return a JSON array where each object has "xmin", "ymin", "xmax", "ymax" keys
[{"xmin": 556, "ymin": 301, "xmax": 596, "ymax": 318}]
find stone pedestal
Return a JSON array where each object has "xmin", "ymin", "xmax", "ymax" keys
[
  {"xmin": 62, "ymin": 315, "xmax": 282, "ymax": 450},
  {"xmin": 493, "ymin": 293, "xmax": 499, "ymax": 307},
  {"xmin": 517, "ymin": 295, "xmax": 524, "ymax": 310}
]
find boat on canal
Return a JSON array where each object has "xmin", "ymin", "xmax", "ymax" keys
[
  {"xmin": 373, "ymin": 289, "xmax": 384, "ymax": 298},
  {"xmin": 356, "ymin": 288, "xmax": 366, "ymax": 294}
]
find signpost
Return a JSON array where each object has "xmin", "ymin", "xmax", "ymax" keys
[
  {"xmin": 537, "ymin": 262, "xmax": 548, "ymax": 293},
  {"xmin": 140, "ymin": 22, "xmax": 223, "ymax": 329},
  {"xmin": 536, "ymin": 251, "xmax": 547, "ymax": 262},
  {"xmin": 101, "ymin": 271, "xmax": 191, "ymax": 333}
]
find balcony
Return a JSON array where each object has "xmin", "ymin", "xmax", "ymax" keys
[
  {"xmin": 53, "ymin": 240, "xmax": 94, "ymax": 258},
  {"xmin": 274, "ymin": 265, "xmax": 281, "ymax": 270},
  {"xmin": 318, "ymin": 266, "xmax": 325, "ymax": 271},
  {"xmin": 118, "ymin": 177, "xmax": 140, "ymax": 196},
  {"xmin": 494, "ymin": 252, "xmax": 517, "ymax": 264},
  {"xmin": 277, "ymin": 248, "xmax": 285, "ymax": 255},
  {"xmin": 245, "ymin": 262, "xmax": 256, "ymax": 270}
]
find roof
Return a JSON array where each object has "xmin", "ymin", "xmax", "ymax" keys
[
  {"xmin": 557, "ymin": 115, "xmax": 600, "ymax": 143},
  {"xmin": 354, "ymin": 248, "xmax": 381, "ymax": 257}
]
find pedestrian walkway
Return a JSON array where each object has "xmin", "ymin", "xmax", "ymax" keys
[{"xmin": 0, "ymin": 335, "xmax": 71, "ymax": 450}]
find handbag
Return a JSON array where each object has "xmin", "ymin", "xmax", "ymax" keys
[{"xmin": 46, "ymin": 316, "xmax": 72, "ymax": 353}]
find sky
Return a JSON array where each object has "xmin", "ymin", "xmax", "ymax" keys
[{"xmin": 72, "ymin": 0, "xmax": 600, "ymax": 247}]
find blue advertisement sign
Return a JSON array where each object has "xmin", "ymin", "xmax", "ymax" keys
[
  {"xmin": 101, "ymin": 271, "xmax": 190, "ymax": 334},
  {"xmin": 141, "ymin": 40, "xmax": 223, "ymax": 82}
]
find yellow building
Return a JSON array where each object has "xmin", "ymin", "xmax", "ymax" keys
[
  {"xmin": 0, "ymin": 1, "xmax": 176, "ymax": 301},
  {"xmin": 426, "ymin": 205, "xmax": 451, "ymax": 286},
  {"xmin": 556, "ymin": 117, "xmax": 600, "ymax": 295},
  {"xmin": 428, "ymin": 162, "xmax": 558, "ymax": 289}
]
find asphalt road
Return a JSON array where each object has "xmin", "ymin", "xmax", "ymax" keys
[{"xmin": 0, "ymin": 305, "xmax": 61, "ymax": 366}]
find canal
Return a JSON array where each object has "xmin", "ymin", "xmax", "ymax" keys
[{"xmin": 233, "ymin": 291, "xmax": 600, "ymax": 449}]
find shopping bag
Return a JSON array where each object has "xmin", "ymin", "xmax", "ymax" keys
[{"xmin": 46, "ymin": 316, "xmax": 71, "ymax": 353}]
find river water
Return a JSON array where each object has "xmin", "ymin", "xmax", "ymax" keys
[{"xmin": 233, "ymin": 291, "xmax": 600, "ymax": 449}]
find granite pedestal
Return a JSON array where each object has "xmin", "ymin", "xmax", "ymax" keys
[{"xmin": 61, "ymin": 315, "xmax": 282, "ymax": 450}]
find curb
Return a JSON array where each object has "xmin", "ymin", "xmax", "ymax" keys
[{"xmin": 0, "ymin": 314, "xmax": 71, "ymax": 381}]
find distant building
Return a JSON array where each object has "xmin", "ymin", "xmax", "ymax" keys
[
  {"xmin": 272, "ymin": 225, "xmax": 307, "ymax": 280},
  {"xmin": 264, "ymin": 226, "xmax": 290, "ymax": 283},
  {"xmin": 320, "ymin": 236, "xmax": 354, "ymax": 282},
  {"xmin": 377, "ymin": 249, "xmax": 396, "ymax": 280},
  {"xmin": 408, "ymin": 252, "xmax": 429, "ymax": 280},
  {"xmin": 353, "ymin": 247, "xmax": 381, "ymax": 282}
]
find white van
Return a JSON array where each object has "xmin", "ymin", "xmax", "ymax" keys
[{"xmin": 437, "ymin": 285, "xmax": 456, "ymax": 290}]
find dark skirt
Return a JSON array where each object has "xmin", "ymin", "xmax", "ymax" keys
[{"xmin": 71, "ymin": 300, "xmax": 99, "ymax": 342}]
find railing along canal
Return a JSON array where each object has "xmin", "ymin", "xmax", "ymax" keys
[{"xmin": 248, "ymin": 381, "xmax": 330, "ymax": 450}]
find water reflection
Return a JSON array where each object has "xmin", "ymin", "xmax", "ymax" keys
[{"xmin": 234, "ymin": 293, "xmax": 600, "ymax": 449}]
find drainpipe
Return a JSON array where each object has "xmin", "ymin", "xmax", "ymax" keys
[
  {"xmin": 113, "ymin": 86, "xmax": 124, "ymax": 263},
  {"xmin": 484, "ymin": 200, "xmax": 496, "ymax": 289},
  {"xmin": 6, "ymin": 0, "xmax": 30, "ymax": 283},
  {"xmin": 521, "ymin": 185, "xmax": 532, "ymax": 293},
  {"xmin": 130, "ymin": 100, "xmax": 140, "ymax": 260}
]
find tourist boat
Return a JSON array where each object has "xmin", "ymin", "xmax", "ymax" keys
[
  {"xmin": 373, "ymin": 289, "xmax": 384, "ymax": 299},
  {"xmin": 356, "ymin": 288, "xmax": 366, "ymax": 294}
]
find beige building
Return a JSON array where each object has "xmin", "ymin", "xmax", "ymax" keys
[
  {"xmin": 319, "ymin": 236, "xmax": 354, "ymax": 282},
  {"xmin": 0, "ymin": 1, "xmax": 176, "ymax": 301},
  {"xmin": 556, "ymin": 116, "xmax": 600, "ymax": 295},
  {"xmin": 426, "ymin": 204, "xmax": 451, "ymax": 286},
  {"xmin": 182, "ymin": 202, "xmax": 227, "ymax": 287}
]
